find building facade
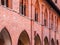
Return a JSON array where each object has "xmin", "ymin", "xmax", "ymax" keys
[{"xmin": 0, "ymin": 0, "xmax": 60, "ymax": 45}]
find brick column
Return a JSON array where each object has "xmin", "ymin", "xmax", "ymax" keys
[
  {"xmin": 40, "ymin": 3, "xmax": 44, "ymax": 45},
  {"xmin": 48, "ymin": 9, "xmax": 51, "ymax": 45},
  {"xmin": 0, "ymin": 0, "xmax": 1, "ymax": 5},
  {"xmin": 8, "ymin": 0, "xmax": 12, "ymax": 8}
]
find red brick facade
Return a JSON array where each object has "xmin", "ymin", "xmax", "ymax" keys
[{"xmin": 0, "ymin": 0, "xmax": 60, "ymax": 45}]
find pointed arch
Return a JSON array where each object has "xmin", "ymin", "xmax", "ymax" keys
[
  {"xmin": 44, "ymin": 37, "xmax": 49, "ymax": 45},
  {"xmin": 51, "ymin": 39, "xmax": 55, "ymax": 45},
  {"xmin": 0, "ymin": 27, "xmax": 12, "ymax": 45},
  {"xmin": 56, "ymin": 40, "xmax": 59, "ymax": 45},
  {"xmin": 18, "ymin": 30, "xmax": 30, "ymax": 45},
  {"xmin": 0, "ymin": 33, "xmax": 4, "ymax": 45},
  {"xmin": 34, "ymin": 34, "xmax": 41, "ymax": 45}
]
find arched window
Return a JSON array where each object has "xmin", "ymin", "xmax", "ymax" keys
[
  {"xmin": 18, "ymin": 30, "xmax": 30, "ymax": 45},
  {"xmin": 35, "ymin": 9, "xmax": 38, "ymax": 22},
  {"xmin": 1, "ymin": 0, "xmax": 8, "ymax": 7},
  {"xmin": 44, "ymin": 8, "xmax": 48, "ymax": 26},
  {"xmin": 0, "ymin": 33, "xmax": 4, "ymax": 45},
  {"xmin": 1, "ymin": 0, "xmax": 12, "ymax": 8},
  {"xmin": 51, "ymin": 14, "xmax": 53, "ymax": 29},
  {"xmin": 55, "ymin": 16, "xmax": 58, "ymax": 31},
  {"xmin": 51, "ymin": 39, "xmax": 55, "ymax": 45},
  {"xmin": 57, "ymin": 17, "xmax": 58, "ymax": 31},
  {"xmin": 34, "ymin": 34, "xmax": 41, "ymax": 45},
  {"xmin": 41, "ymin": 4, "xmax": 44, "ymax": 25},
  {"xmin": 0, "ymin": 27, "xmax": 12, "ymax": 45},
  {"xmin": 49, "ymin": 9, "xmax": 53, "ymax": 29},
  {"xmin": 44, "ymin": 37, "xmax": 49, "ymax": 45},
  {"xmin": 56, "ymin": 40, "xmax": 59, "ymax": 45},
  {"xmin": 35, "ymin": 0, "xmax": 40, "ymax": 22},
  {"xmin": 19, "ymin": 0, "xmax": 28, "ymax": 16}
]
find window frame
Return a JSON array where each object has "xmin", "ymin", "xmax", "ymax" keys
[
  {"xmin": 35, "ymin": 9, "xmax": 38, "ymax": 22},
  {"xmin": 19, "ymin": 0, "xmax": 27, "ymax": 16},
  {"xmin": 1, "ymin": 0, "xmax": 8, "ymax": 7}
]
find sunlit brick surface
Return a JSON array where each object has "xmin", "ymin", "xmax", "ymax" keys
[{"xmin": 0, "ymin": 0, "xmax": 60, "ymax": 45}]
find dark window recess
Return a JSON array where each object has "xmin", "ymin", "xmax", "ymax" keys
[
  {"xmin": 57, "ymin": 40, "xmax": 59, "ymax": 45},
  {"xmin": 35, "ymin": 12, "xmax": 38, "ymax": 22},
  {"xmin": 18, "ymin": 40, "xmax": 24, "ymax": 45},
  {"xmin": 51, "ymin": 14, "xmax": 53, "ymax": 29},
  {"xmin": 20, "ymin": 4, "xmax": 26, "ymax": 16},
  {"xmin": 44, "ymin": 19, "xmax": 46, "ymax": 26},
  {"xmin": 23, "ymin": 5, "xmax": 26, "ymax": 16},
  {"xmin": 57, "ymin": 18, "xmax": 58, "ymax": 28},
  {"xmin": 1, "ymin": 0, "xmax": 4, "ymax": 5},
  {"xmin": 20, "ymin": 0, "xmax": 26, "ymax": 16},
  {"xmin": 1, "ymin": 0, "xmax": 8, "ymax": 7},
  {"xmin": 51, "ymin": 23, "xmax": 53, "ymax": 29},
  {"xmin": 20, "ymin": 4, "xmax": 24, "ymax": 15}
]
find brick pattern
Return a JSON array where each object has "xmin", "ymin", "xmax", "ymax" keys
[{"xmin": 0, "ymin": 0, "xmax": 60, "ymax": 45}]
